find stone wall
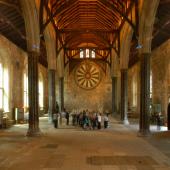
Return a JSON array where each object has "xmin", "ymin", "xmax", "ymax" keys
[
  {"xmin": 0, "ymin": 34, "xmax": 48, "ymax": 119},
  {"xmin": 56, "ymin": 62, "xmax": 112, "ymax": 113},
  {"xmin": 128, "ymin": 63, "xmax": 140, "ymax": 116},
  {"xmin": 0, "ymin": 35, "xmax": 25, "ymax": 119},
  {"xmin": 128, "ymin": 39, "xmax": 170, "ymax": 117},
  {"xmin": 39, "ymin": 63, "xmax": 48, "ymax": 114},
  {"xmin": 151, "ymin": 39, "xmax": 170, "ymax": 116}
]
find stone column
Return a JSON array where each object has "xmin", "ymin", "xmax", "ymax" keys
[
  {"xmin": 112, "ymin": 76, "xmax": 117, "ymax": 115},
  {"xmin": 59, "ymin": 77, "xmax": 64, "ymax": 112},
  {"xmin": 138, "ymin": 53, "xmax": 151, "ymax": 136},
  {"xmin": 48, "ymin": 69, "xmax": 56, "ymax": 122},
  {"xmin": 27, "ymin": 51, "xmax": 41, "ymax": 136},
  {"xmin": 120, "ymin": 69, "xmax": 129, "ymax": 124}
]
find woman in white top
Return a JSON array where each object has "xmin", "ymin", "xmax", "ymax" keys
[{"xmin": 97, "ymin": 113, "xmax": 102, "ymax": 129}]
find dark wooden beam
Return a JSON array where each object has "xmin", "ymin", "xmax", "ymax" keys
[
  {"xmin": 98, "ymin": 0, "xmax": 135, "ymax": 30},
  {"xmin": 42, "ymin": 0, "xmax": 77, "ymax": 32},
  {"xmin": 0, "ymin": 0, "xmax": 21, "ymax": 15},
  {"xmin": 0, "ymin": 12, "xmax": 25, "ymax": 39},
  {"xmin": 59, "ymin": 28, "xmax": 117, "ymax": 33}
]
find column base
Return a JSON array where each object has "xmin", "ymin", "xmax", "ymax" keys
[
  {"xmin": 123, "ymin": 119, "xmax": 129, "ymax": 125},
  {"xmin": 48, "ymin": 115, "xmax": 53, "ymax": 123},
  {"xmin": 137, "ymin": 129, "xmax": 150, "ymax": 137},
  {"xmin": 26, "ymin": 128, "xmax": 43, "ymax": 137}
]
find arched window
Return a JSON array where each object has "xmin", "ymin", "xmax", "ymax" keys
[
  {"xmin": 92, "ymin": 50, "xmax": 95, "ymax": 58},
  {"xmin": 80, "ymin": 50, "xmax": 84, "ymax": 58},
  {"xmin": 132, "ymin": 75, "xmax": 137, "ymax": 107},
  {"xmin": 150, "ymin": 71, "xmax": 152, "ymax": 98},
  {"xmin": 39, "ymin": 72, "xmax": 44, "ymax": 108},
  {"xmin": 80, "ymin": 49, "xmax": 96, "ymax": 58},
  {"xmin": 86, "ymin": 49, "xmax": 89, "ymax": 58},
  {"xmin": 0, "ymin": 61, "xmax": 9, "ymax": 111},
  {"xmin": 0, "ymin": 63, "xmax": 3, "ymax": 109},
  {"xmin": 24, "ymin": 70, "xmax": 28, "ymax": 108}
]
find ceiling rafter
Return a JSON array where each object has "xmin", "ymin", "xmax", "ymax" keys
[
  {"xmin": 42, "ymin": 0, "xmax": 138, "ymax": 61},
  {"xmin": 0, "ymin": 0, "xmax": 21, "ymax": 15},
  {"xmin": 43, "ymin": 0, "xmax": 78, "ymax": 32},
  {"xmin": 98, "ymin": 0, "xmax": 135, "ymax": 30}
]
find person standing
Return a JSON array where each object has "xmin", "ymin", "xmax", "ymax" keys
[
  {"xmin": 167, "ymin": 101, "xmax": 170, "ymax": 130},
  {"xmin": 97, "ymin": 113, "xmax": 102, "ymax": 129},
  {"xmin": 53, "ymin": 113, "xmax": 58, "ymax": 128},
  {"xmin": 104, "ymin": 114, "xmax": 109, "ymax": 129},
  {"xmin": 56, "ymin": 101, "xmax": 59, "ymax": 113},
  {"xmin": 65, "ymin": 108, "xmax": 70, "ymax": 125}
]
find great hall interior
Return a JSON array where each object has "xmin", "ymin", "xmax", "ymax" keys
[{"xmin": 0, "ymin": 0, "xmax": 170, "ymax": 170}]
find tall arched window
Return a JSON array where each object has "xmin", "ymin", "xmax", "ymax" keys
[
  {"xmin": 0, "ymin": 61, "xmax": 9, "ymax": 111},
  {"xmin": 86, "ymin": 49, "xmax": 89, "ymax": 58},
  {"xmin": 150, "ymin": 71, "xmax": 152, "ymax": 98},
  {"xmin": 24, "ymin": 71, "xmax": 28, "ymax": 108},
  {"xmin": 80, "ymin": 50, "xmax": 84, "ymax": 58},
  {"xmin": 132, "ymin": 75, "xmax": 137, "ymax": 107},
  {"xmin": 80, "ymin": 49, "xmax": 95, "ymax": 58},
  {"xmin": 39, "ymin": 72, "xmax": 44, "ymax": 108},
  {"xmin": 0, "ymin": 63, "xmax": 3, "ymax": 109},
  {"xmin": 24, "ymin": 64, "xmax": 29, "ymax": 109},
  {"xmin": 92, "ymin": 50, "xmax": 95, "ymax": 58}
]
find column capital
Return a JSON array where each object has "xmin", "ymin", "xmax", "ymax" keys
[
  {"xmin": 139, "ymin": 53, "xmax": 151, "ymax": 58},
  {"xmin": 27, "ymin": 51, "xmax": 40, "ymax": 56}
]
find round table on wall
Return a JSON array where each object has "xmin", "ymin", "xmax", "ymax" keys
[{"xmin": 75, "ymin": 61, "xmax": 101, "ymax": 90}]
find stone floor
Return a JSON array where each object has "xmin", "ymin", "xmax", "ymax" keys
[{"xmin": 0, "ymin": 117, "xmax": 170, "ymax": 170}]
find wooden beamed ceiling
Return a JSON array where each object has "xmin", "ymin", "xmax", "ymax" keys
[
  {"xmin": 0, "ymin": 0, "xmax": 170, "ymax": 68},
  {"xmin": 43, "ymin": 0, "xmax": 136, "ymax": 59}
]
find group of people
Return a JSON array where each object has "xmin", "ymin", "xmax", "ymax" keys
[
  {"xmin": 71, "ymin": 110, "xmax": 109, "ymax": 130},
  {"xmin": 53, "ymin": 108, "xmax": 70, "ymax": 128},
  {"xmin": 52, "ymin": 105, "xmax": 110, "ymax": 130}
]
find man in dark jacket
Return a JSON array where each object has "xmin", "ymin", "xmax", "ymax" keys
[{"xmin": 64, "ymin": 108, "xmax": 69, "ymax": 125}]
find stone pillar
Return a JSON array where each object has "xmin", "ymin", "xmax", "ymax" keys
[
  {"xmin": 120, "ymin": 69, "xmax": 129, "ymax": 124},
  {"xmin": 48, "ymin": 69, "xmax": 56, "ymax": 122},
  {"xmin": 59, "ymin": 77, "xmax": 64, "ymax": 112},
  {"xmin": 27, "ymin": 51, "xmax": 41, "ymax": 136},
  {"xmin": 112, "ymin": 76, "xmax": 117, "ymax": 115},
  {"xmin": 139, "ymin": 53, "xmax": 151, "ymax": 136}
]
